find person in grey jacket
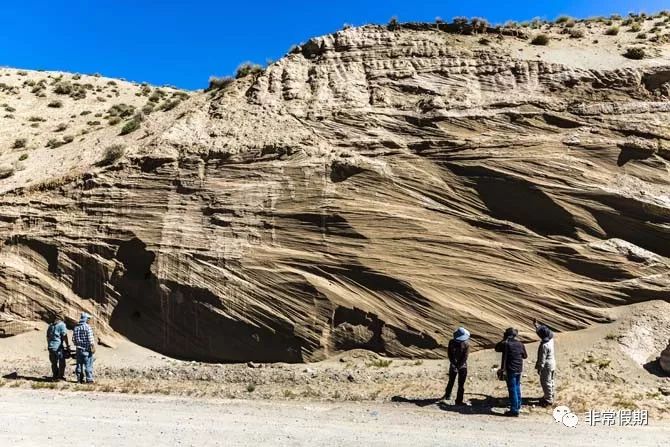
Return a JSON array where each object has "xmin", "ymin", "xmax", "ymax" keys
[{"xmin": 533, "ymin": 319, "xmax": 556, "ymax": 407}]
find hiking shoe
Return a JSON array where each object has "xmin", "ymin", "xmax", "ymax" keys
[{"xmin": 504, "ymin": 411, "xmax": 520, "ymax": 417}]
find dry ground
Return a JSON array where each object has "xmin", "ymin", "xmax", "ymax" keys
[
  {"xmin": 1, "ymin": 301, "xmax": 668, "ymax": 424},
  {"xmin": 1, "ymin": 388, "xmax": 668, "ymax": 447}
]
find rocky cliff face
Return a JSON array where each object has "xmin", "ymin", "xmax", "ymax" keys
[{"xmin": 1, "ymin": 23, "xmax": 669, "ymax": 362}]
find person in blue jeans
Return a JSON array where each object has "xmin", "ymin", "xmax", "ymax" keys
[
  {"xmin": 495, "ymin": 327, "xmax": 527, "ymax": 417},
  {"xmin": 73, "ymin": 312, "xmax": 96, "ymax": 384},
  {"xmin": 46, "ymin": 315, "xmax": 70, "ymax": 381}
]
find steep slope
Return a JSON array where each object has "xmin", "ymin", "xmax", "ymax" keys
[{"xmin": 1, "ymin": 19, "xmax": 669, "ymax": 362}]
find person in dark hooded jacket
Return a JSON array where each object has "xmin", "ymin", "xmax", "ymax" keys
[
  {"xmin": 443, "ymin": 327, "xmax": 470, "ymax": 405},
  {"xmin": 533, "ymin": 319, "xmax": 556, "ymax": 407},
  {"xmin": 495, "ymin": 327, "xmax": 527, "ymax": 417}
]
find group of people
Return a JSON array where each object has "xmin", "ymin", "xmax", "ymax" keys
[
  {"xmin": 46, "ymin": 310, "xmax": 556, "ymax": 411},
  {"xmin": 444, "ymin": 320, "xmax": 556, "ymax": 417},
  {"xmin": 46, "ymin": 312, "xmax": 97, "ymax": 384}
]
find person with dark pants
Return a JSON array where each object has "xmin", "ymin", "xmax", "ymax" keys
[
  {"xmin": 495, "ymin": 327, "xmax": 527, "ymax": 417},
  {"xmin": 443, "ymin": 327, "xmax": 470, "ymax": 405},
  {"xmin": 46, "ymin": 314, "xmax": 69, "ymax": 381}
]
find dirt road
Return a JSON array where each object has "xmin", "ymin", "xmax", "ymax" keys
[{"xmin": 0, "ymin": 389, "xmax": 667, "ymax": 447}]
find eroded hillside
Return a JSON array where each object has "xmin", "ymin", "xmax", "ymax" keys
[{"xmin": 1, "ymin": 16, "xmax": 669, "ymax": 362}]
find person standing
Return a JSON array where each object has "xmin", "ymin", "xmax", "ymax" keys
[
  {"xmin": 495, "ymin": 327, "xmax": 527, "ymax": 417},
  {"xmin": 73, "ymin": 312, "xmax": 96, "ymax": 384},
  {"xmin": 533, "ymin": 319, "xmax": 556, "ymax": 407},
  {"xmin": 46, "ymin": 314, "xmax": 70, "ymax": 381},
  {"xmin": 443, "ymin": 327, "xmax": 470, "ymax": 405}
]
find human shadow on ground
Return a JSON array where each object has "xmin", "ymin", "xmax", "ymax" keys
[
  {"xmin": 392, "ymin": 393, "xmax": 545, "ymax": 416},
  {"xmin": 2, "ymin": 372, "xmax": 54, "ymax": 383}
]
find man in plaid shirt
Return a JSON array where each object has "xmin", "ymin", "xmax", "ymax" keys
[{"xmin": 73, "ymin": 312, "xmax": 96, "ymax": 383}]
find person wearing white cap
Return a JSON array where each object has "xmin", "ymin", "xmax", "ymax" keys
[
  {"xmin": 443, "ymin": 327, "xmax": 470, "ymax": 405},
  {"xmin": 73, "ymin": 312, "xmax": 96, "ymax": 383}
]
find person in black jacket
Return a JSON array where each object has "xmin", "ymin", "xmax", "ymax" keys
[
  {"xmin": 443, "ymin": 327, "xmax": 470, "ymax": 405},
  {"xmin": 495, "ymin": 327, "xmax": 527, "ymax": 417}
]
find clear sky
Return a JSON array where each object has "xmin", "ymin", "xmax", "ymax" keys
[{"xmin": 0, "ymin": 1, "xmax": 667, "ymax": 90}]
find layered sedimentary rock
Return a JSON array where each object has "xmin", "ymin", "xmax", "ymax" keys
[{"xmin": 1, "ymin": 25, "xmax": 669, "ymax": 362}]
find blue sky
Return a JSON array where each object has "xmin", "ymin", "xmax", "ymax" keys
[{"xmin": 0, "ymin": 1, "xmax": 667, "ymax": 90}]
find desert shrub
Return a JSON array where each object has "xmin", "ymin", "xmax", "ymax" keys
[
  {"xmin": 17, "ymin": 70, "xmax": 27, "ymax": 76},
  {"xmin": 0, "ymin": 164, "xmax": 15, "ymax": 179},
  {"xmin": 80, "ymin": 110, "xmax": 91, "ymax": 116},
  {"xmin": 387, "ymin": 16, "xmax": 399, "ymax": 31},
  {"xmin": 72, "ymin": 74, "xmax": 81, "ymax": 80},
  {"xmin": 141, "ymin": 104, "xmax": 154, "ymax": 115},
  {"xmin": 564, "ymin": 19, "xmax": 576, "ymax": 28},
  {"xmin": 556, "ymin": 16, "xmax": 571, "ymax": 24},
  {"xmin": 47, "ymin": 100, "xmax": 63, "ymax": 108},
  {"xmin": 98, "ymin": 144, "xmax": 125, "ymax": 166},
  {"xmin": 28, "ymin": 116, "xmax": 45, "ymax": 122},
  {"xmin": 605, "ymin": 25, "xmax": 620, "ymax": 35},
  {"xmin": 570, "ymin": 29, "xmax": 585, "ymax": 38},
  {"xmin": 4, "ymin": 105, "xmax": 15, "ymax": 112},
  {"xmin": 630, "ymin": 23, "xmax": 642, "ymax": 32},
  {"xmin": 531, "ymin": 34, "xmax": 550, "ymax": 45},
  {"xmin": 86, "ymin": 120, "xmax": 101, "ymax": 126},
  {"xmin": 470, "ymin": 17, "xmax": 489, "ymax": 32},
  {"xmin": 53, "ymin": 81, "xmax": 72, "ymax": 95},
  {"xmin": 478, "ymin": 37, "xmax": 491, "ymax": 45},
  {"xmin": 148, "ymin": 92, "xmax": 161, "ymax": 103},
  {"xmin": 62, "ymin": 135, "xmax": 74, "ymax": 144},
  {"xmin": 107, "ymin": 103, "xmax": 135, "ymax": 118},
  {"xmin": 623, "ymin": 47, "xmax": 646, "ymax": 59},
  {"xmin": 108, "ymin": 116, "xmax": 121, "ymax": 125},
  {"xmin": 46, "ymin": 138, "xmax": 63, "ymax": 149},
  {"xmin": 55, "ymin": 123, "xmax": 68, "ymax": 132},
  {"xmin": 12, "ymin": 138, "xmax": 26, "ymax": 149},
  {"xmin": 207, "ymin": 76, "xmax": 234, "ymax": 91},
  {"xmin": 157, "ymin": 99, "xmax": 180, "ymax": 112},
  {"xmin": 637, "ymin": 32, "xmax": 648, "ymax": 39},
  {"xmin": 119, "ymin": 114, "xmax": 143, "ymax": 135},
  {"xmin": 235, "ymin": 63, "xmax": 263, "ymax": 79},
  {"xmin": 18, "ymin": 153, "xmax": 28, "ymax": 161}
]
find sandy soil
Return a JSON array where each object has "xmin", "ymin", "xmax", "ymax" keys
[
  {"xmin": 1, "ymin": 301, "xmax": 668, "ymax": 427},
  {"xmin": 0, "ymin": 388, "xmax": 668, "ymax": 447}
]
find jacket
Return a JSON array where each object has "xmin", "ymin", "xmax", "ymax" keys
[
  {"xmin": 448, "ymin": 339, "xmax": 470, "ymax": 370},
  {"xmin": 495, "ymin": 337, "xmax": 527, "ymax": 374},
  {"xmin": 536, "ymin": 338, "xmax": 556, "ymax": 371}
]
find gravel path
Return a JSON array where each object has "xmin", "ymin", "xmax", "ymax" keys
[{"xmin": 0, "ymin": 389, "xmax": 668, "ymax": 446}]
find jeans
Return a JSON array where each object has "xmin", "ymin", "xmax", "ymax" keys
[
  {"xmin": 540, "ymin": 368, "xmax": 555, "ymax": 404},
  {"xmin": 48, "ymin": 349, "xmax": 65, "ymax": 379},
  {"xmin": 445, "ymin": 367, "xmax": 467, "ymax": 404},
  {"xmin": 76, "ymin": 349, "xmax": 95, "ymax": 383},
  {"xmin": 506, "ymin": 373, "xmax": 522, "ymax": 414}
]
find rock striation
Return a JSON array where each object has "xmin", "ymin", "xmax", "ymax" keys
[{"xmin": 1, "ymin": 24, "xmax": 669, "ymax": 362}]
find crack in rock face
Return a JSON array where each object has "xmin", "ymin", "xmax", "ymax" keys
[{"xmin": 0, "ymin": 25, "xmax": 670, "ymax": 362}]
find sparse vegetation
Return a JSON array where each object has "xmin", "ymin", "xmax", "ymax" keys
[
  {"xmin": 623, "ymin": 47, "xmax": 646, "ymax": 59},
  {"xmin": 47, "ymin": 100, "xmax": 63, "ymax": 108},
  {"xmin": 99, "ymin": 144, "xmax": 125, "ymax": 166},
  {"xmin": 12, "ymin": 138, "xmax": 27, "ymax": 149},
  {"xmin": 53, "ymin": 81, "xmax": 73, "ymax": 95},
  {"xmin": 0, "ymin": 164, "xmax": 16, "ymax": 179},
  {"xmin": 605, "ymin": 25, "xmax": 620, "ymax": 35},
  {"xmin": 555, "ymin": 16, "xmax": 572, "ymax": 24},
  {"xmin": 119, "ymin": 113, "xmax": 143, "ymax": 135},
  {"xmin": 630, "ymin": 22, "xmax": 642, "ymax": 32},
  {"xmin": 570, "ymin": 29, "xmax": 585, "ymax": 38},
  {"xmin": 55, "ymin": 123, "xmax": 68, "ymax": 132},
  {"xmin": 246, "ymin": 383, "xmax": 256, "ymax": 393},
  {"xmin": 207, "ymin": 76, "xmax": 234, "ymax": 91},
  {"xmin": 235, "ymin": 63, "xmax": 263, "ymax": 79},
  {"xmin": 531, "ymin": 34, "xmax": 550, "ymax": 45},
  {"xmin": 387, "ymin": 16, "xmax": 400, "ymax": 31},
  {"xmin": 18, "ymin": 153, "xmax": 28, "ymax": 161},
  {"xmin": 367, "ymin": 358, "xmax": 393, "ymax": 368}
]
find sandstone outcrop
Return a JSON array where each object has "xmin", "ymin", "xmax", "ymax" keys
[{"xmin": 1, "ymin": 23, "xmax": 669, "ymax": 362}]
